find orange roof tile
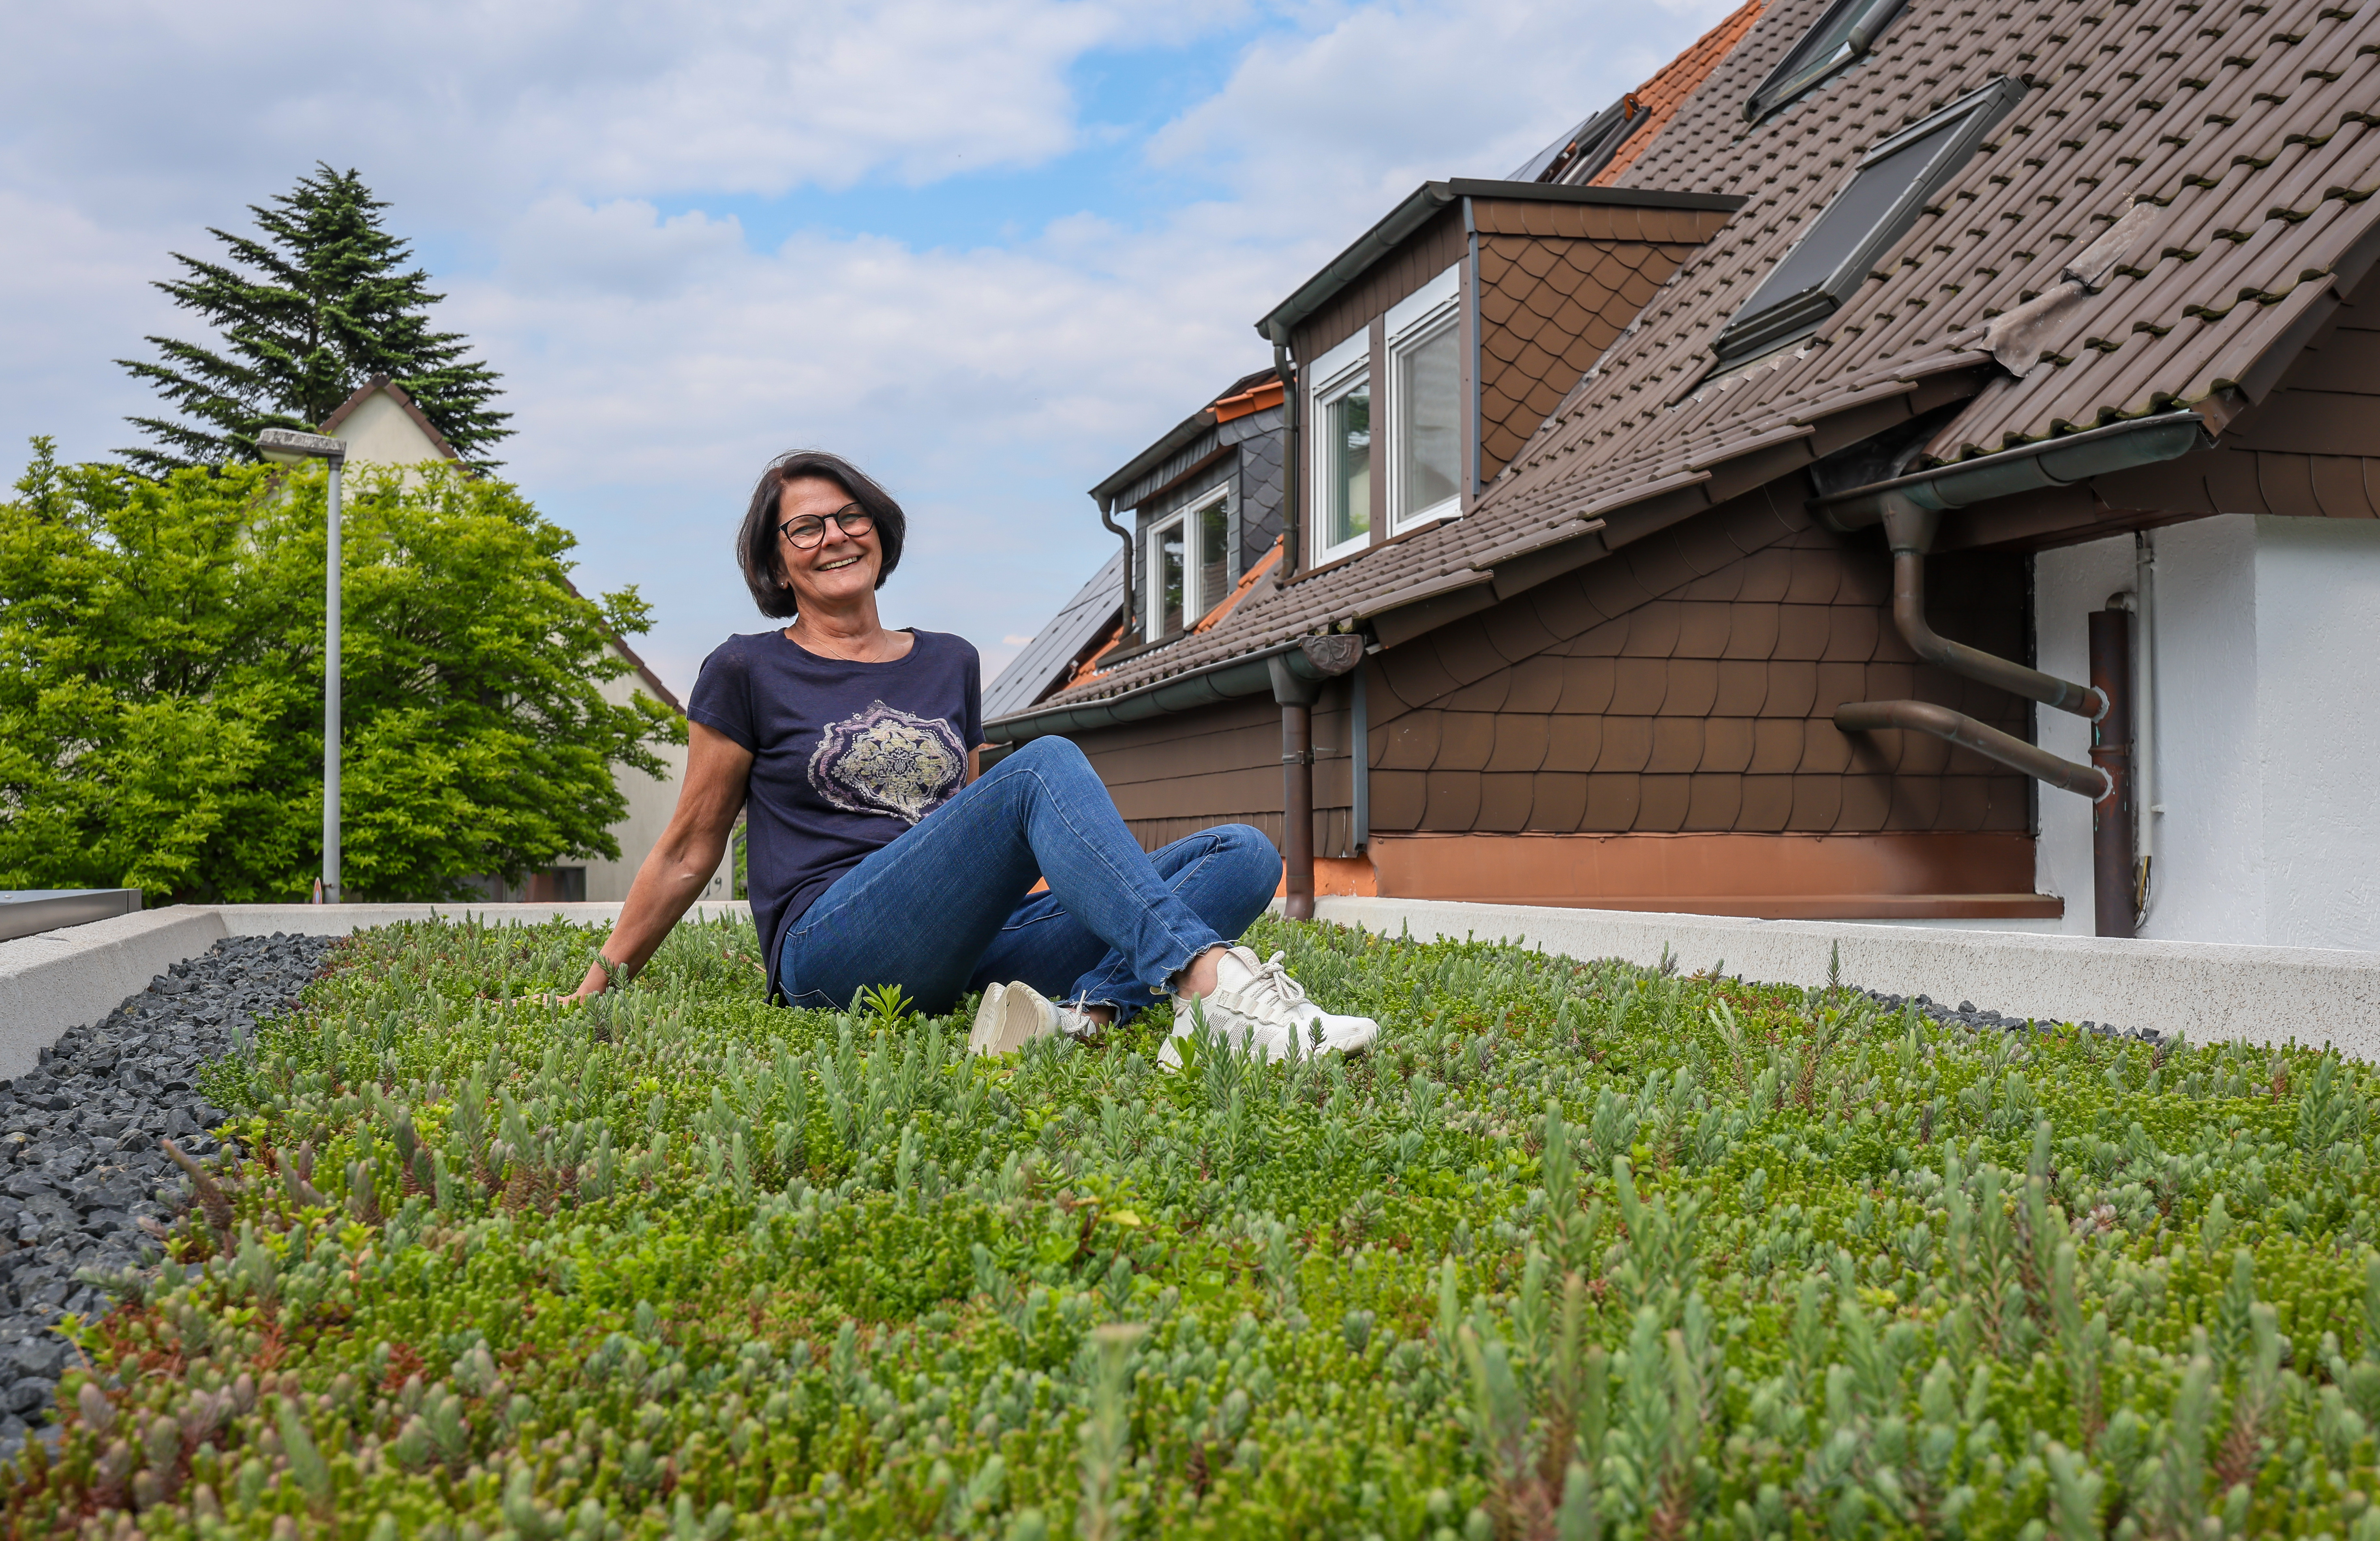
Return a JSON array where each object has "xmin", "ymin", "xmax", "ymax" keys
[{"xmin": 1589, "ymin": 0, "xmax": 1766, "ymax": 187}]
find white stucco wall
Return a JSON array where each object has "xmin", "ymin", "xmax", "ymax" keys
[
  {"xmin": 2256, "ymin": 517, "xmax": 2380, "ymax": 947},
  {"xmin": 579, "ymin": 669, "xmax": 729, "ymax": 904},
  {"xmin": 333, "ymin": 391, "xmax": 450, "ymax": 482},
  {"xmin": 2033, "ymin": 514, "xmax": 2380, "ymax": 948}
]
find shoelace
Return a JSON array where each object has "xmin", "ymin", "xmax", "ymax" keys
[{"xmin": 1223, "ymin": 950, "xmax": 1312, "ymax": 1027}]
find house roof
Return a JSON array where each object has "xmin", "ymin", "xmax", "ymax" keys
[
  {"xmin": 996, "ymin": 0, "xmax": 2380, "ymax": 726},
  {"xmin": 1502, "ymin": 0, "xmax": 2380, "ymax": 516},
  {"xmin": 1089, "ymin": 367, "xmax": 1281, "ymax": 507},
  {"xmin": 321, "ymin": 374, "xmax": 464, "ymax": 462},
  {"xmin": 1588, "ymin": 0, "xmax": 1769, "ymax": 188},
  {"xmin": 982, "ymin": 548, "xmax": 1126, "ymax": 720}
]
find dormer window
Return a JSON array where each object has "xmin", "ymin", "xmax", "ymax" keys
[
  {"xmin": 1711, "ymin": 78, "xmax": 2024, "ymax": 367},
  {"xmin": 1386, "ymin": 265, "xmax": 1462, "ymax": 532},
  {"xmin": 1744, "ymin": 0, "xmax": 1911, "ymax": 121},
  {"xmin": 1147, "ymin": 486, "xmax": 1231, "ymax": 639}
]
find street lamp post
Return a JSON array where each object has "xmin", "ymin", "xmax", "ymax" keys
[{"xmin": 256, "ymin": 428, "xmax": 350, "ymax": 903}]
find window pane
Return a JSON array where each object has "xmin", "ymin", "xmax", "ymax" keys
[
  {"xmin": 1746, "ymin": 118, "xmax": 1960, "ymax": 308},
  {"xmin": 1396, "ymin": 324, "xmax": 1462, "ymax": 521},
  {"xmin": 1327, "ymin": 384, "xmax": 1371, "ymax": 549},
  {"xmin": 1197, "ymin": 499, "xmax": 1229, "ymax": 618},
  {"xmin": 1157, "ymin": 523, "xmax": 1186, "ymax": 636}
]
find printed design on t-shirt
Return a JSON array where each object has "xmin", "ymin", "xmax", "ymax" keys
[{"xmin": 807, "ymin": 700, "xmax": 966, "ymax": 825}]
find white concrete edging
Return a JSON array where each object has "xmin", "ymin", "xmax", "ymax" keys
[
  {"xmin": 1313, "ymin": 896, "xmax": 2380, "ymax": 1054},
  {"xmin": 0, "ymin": 902, "xmax": 750, "ymax": 1066},
  {"xmin": 0, "ymin": 908, "xmax": 230, "ymax": 1078}
]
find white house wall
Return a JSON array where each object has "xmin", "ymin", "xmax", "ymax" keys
[
  {"xmin": 334, "ymin": 392, "xmax": 449, "ymax": 480},
  {"xmin": 2033, "ymin": 514, "xmax": 2380, "ymax": 949},
  {"xmin": 2255, "ymin": 518, "xmax": 2380, "ymax": 948},
  {"xmin": 581, "ymin": 663, "xmax": 729, "ymax": 904}
]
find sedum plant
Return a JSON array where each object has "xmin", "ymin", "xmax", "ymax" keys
[{"xmin": 8, "ymin": 914, "xmax": 2380, "ymax": 1540}]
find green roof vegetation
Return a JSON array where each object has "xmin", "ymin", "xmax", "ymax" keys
[{"xmin": 11, "ymin": 915, "xmax": 2379, "ymax": 1539}]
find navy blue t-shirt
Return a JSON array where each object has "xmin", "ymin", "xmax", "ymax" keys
[{"xmin": 687, "ymin": 628, "xmax": 982, "ymax": 1002}]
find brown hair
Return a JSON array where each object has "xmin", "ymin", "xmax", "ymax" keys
[{"xmin": 736, "ymin": 451, "xmax": 909, "ymax": 619}]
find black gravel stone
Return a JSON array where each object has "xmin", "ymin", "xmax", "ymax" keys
[
  {"xmin": 1862, "ymin": 987, "xmax": 2164, "ymax": 1046},
  {"xmin": 0, "ymin": 932, "xmax": 337, "ymax": 1453}
]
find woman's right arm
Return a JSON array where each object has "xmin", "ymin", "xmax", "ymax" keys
[{"xmin": 563, "ymin": 720, "xmax": 754, "ymax": 1002}]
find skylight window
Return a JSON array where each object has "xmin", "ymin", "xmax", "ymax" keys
[
  {"xmin": 1743, "ymin": 0, "xmax": 1911, "ymax": 121},
  {"xmin": 1509, "ymin": 93, "xmax": 1647, "ymax": 186},
  {"xmin": 1710, "ymin": 78, "xmax": 2025, "ymax": 367}
]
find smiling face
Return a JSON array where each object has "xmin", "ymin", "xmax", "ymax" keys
[{"xmin": 776, "ymin": 474, "xmax": 884, "ymax": 615}]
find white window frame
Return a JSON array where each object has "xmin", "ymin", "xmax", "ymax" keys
[
  {"xmin": 1145, "ymin": 482, "xmax": 1233, "ymax": 638},
  {"xmin": 1307, "ymin": 325, "xmax": 1374, "ymax": 566},
  {"xmin": 1384, "ymin": 262, "xmax": 1464, "ymax": 534}
]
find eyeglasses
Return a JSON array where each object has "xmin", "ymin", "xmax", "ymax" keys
[{"xmin": 777, "ymin": 504, "xmax": 875, "ymax": 549}]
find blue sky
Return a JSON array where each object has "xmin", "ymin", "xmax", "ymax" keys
[{"xmin": 0, "ymin": 0, "xmax": 1735, "ymax": 694}]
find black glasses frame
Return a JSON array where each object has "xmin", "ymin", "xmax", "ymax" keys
[{"xmin": 777, "ymin": 503, "xmax": 875, "ymax": 549}]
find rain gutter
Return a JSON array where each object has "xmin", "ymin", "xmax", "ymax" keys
[
  {"xmin": 984, "ymin": 635, "xmax": 1364, "ymax": 745},
  {"xmin": 1811, "ymin": 408, "xmax": 2208, "ymax": 528},
  {"xmin": 1089, "ymin": 405, "xmax": 1223, "ymax": 509}
]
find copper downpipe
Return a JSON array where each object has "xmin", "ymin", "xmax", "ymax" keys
[
  {"xmin": 1833, "ymin": 493, "xmax": 2120, "ymax": 916},
  {"xmin": 1880, "ymin": 501, "xmax": 2105, "ymax": 720},
  {"xmin": 1833, "ymin": 701, "xmax": 2110, "ymax": 798},
  {"xmin": 2089, "ymin": 607, "xmax": 2136, "ymax": 938}
]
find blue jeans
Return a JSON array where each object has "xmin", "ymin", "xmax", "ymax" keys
[{"xmin": 776, "ymin": 736, "xmax": 1281, "ymax": 1018}]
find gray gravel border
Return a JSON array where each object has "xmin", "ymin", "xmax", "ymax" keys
[{"xmin": 0, "ymin": 932, "xmax": 337, "ymax": 1449}]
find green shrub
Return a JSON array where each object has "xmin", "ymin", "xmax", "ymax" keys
[{"xmin": 10, "ymin": 915, "xmax": 2380, "ymax": 1540}]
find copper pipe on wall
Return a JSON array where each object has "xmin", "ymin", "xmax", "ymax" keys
[
  {"xmin": 1096, "ymin": 492, "xmax": 1136, "ymax": 643},
  {"xmin": 2089, "ymin": 607, "xmax": 2136, "ymax": 938},
  {"xmin": 1270, "ymin": 655, "xmax": 1321, "ymax": 919},
  {"xmin": 1881, "ymin": 500, "xmax": 2104, "ymax": 719},
  {"xmin": 1834, "ymin": 701, "xmax": 2110, "ymax": 798}
]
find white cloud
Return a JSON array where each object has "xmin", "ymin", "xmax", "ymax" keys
[
  {"xmin": 0, "ymin": 0, "xmax": 1746, "ymax": 694},
  {"xmin": 0, "ymin": 0, "xmax": 1213, "ymax": 220}
]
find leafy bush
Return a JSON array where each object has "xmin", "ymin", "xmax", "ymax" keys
[{"xmin": 10, "ymin": 915, "xmax": 2380, "ymax": 1540}]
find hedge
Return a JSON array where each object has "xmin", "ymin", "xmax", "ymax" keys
[{"xmin": 8, "ymin": 914, "xmax": 2380, "ymax": 1541}]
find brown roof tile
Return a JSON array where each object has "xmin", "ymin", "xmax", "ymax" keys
[{"xmin": 1592, "ymin": 0, "xmax": 1772, "ymax": 188}]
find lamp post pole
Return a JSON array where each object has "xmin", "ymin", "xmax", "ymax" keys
[{"xmin": 256, "ymin": 428, "xmax": 350, "ymax": 902}]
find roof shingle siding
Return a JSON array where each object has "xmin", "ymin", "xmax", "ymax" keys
[
  {"xmin": 1231, "ymin": 412, "xmax": 1290, "ymax": 575},
  {"xmin": 1477, "ymin": 230, "xmax": 1719, "ymax": 476},
  {"xmin": 1364, "ymin": 495, "xmax": 2032, "ymax": 835}
]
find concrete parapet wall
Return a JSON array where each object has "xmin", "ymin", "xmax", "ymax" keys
[
  {"xmin": 0, "ymin": 909, "xmax": 231, "ymax": 1078},
  {"xmin": 0, "ymin": 902, "xmax": 753, "ymax": 1052},
  {"xmin": 210, "ymin": 902, "xmax": 749, "ymax": 937},
  {"xmin": 1314, "ymin": 896, "xmax": 2380, "ymax": 1054}
]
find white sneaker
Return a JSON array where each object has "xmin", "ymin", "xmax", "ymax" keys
[
  {"xmin": 1160, "ymin": 947, "xmax": 1378, "ymax": 1067},
  {"xmin": 967, "ymin": 981, "xmax": 1101, "ymax": 1056}
]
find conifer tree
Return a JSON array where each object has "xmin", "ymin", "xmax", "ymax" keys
[{"xmin": 117, "ymin": 164, "xmax": 509, "ymax": 474}]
